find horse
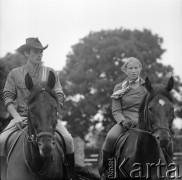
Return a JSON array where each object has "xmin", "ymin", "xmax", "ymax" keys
[
  {"xmin": 0, "ymin": 71, "xmax": 100, "ymax": 180},
  {"xmin": 0, "ymin": 93, "xmax": 11, "ymax": 132},
  {"xmin": 98, "ymin": 77, "xmax": 174, "ymax": 180}
]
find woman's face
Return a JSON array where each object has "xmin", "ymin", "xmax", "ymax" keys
[{"xmin": 125, "ymin": 61, "xmax": 141, "ymax": 81}]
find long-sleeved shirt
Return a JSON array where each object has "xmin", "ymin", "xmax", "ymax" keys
[
  {"xmin": 3, "ymin": 64, "xmax": 65, "ymax": 117},
  {"xmin": 112, "ymin": 79, "xmax": 147, "ymax": 124}
]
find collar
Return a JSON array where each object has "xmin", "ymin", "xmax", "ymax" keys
[{"xmin": 127, "ymin": 77, "xmax": 145, "ymax": 86}]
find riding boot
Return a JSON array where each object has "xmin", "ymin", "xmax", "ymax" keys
[
  {"xmin": 65, "ymin": 153, "xmax": 75, "ymax": 180},
  {"xmin": 101, "ymin": 150, "xmax": 114, "ymax": 180}
]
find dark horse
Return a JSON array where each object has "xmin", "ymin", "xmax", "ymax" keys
[
  {"xmin": 0, "ymin": 93, "xmax": 12, "ymax": 132},
  {"xmin": 98, "ymin": 77, "xmax": 174, "ymax": 180},
  {"xmin": 0, "ymin": 71, "xmax": 99, "ymax": 180}
]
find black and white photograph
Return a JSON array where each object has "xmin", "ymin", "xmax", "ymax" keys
[{"xmin": 0, "ymin": 0, "xmax": 182, "ymax": 179}]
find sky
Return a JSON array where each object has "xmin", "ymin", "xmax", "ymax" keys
[{"xmin": 0, "ymin": 0, "xmax": 182, "ymax": 127}]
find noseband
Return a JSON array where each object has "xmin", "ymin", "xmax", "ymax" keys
[{"xmin": 152, "ymin": 127, "xmax": 171, "ymax": 134}]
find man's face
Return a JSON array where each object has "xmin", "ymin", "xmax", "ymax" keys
[{"xmin": 26, "ymin": 48, "xmax": 43, "ymax": 64}]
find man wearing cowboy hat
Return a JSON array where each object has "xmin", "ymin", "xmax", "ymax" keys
[{"xmin": 0, "ymin": 37, "xmax": 75, "ymax": 179}]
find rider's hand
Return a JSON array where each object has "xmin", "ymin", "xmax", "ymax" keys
[
  {"xmin": 14, "ymin": 115, "xmax": 27, "ymax": 128},
  {"xmin": 121, "ymin": 119, "xmax": 133, "ymax": 129}
]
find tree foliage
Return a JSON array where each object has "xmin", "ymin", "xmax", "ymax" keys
[
  {"xmin": 59, "ymin": 28, "xmax": 182, "ymax": 139},
  {"xmin": 0, "ymin": 52, "xmax": 26, "ymax": 90},
  {"xmin": 0, "ymin": 52, "xmax": 26, "ymax": 119}
]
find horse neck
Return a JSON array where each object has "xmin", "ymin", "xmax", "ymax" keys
[{"xmin": 25, "ymin": 139, "xmax": 50, "ymax": 172}]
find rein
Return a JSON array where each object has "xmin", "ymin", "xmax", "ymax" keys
[
  {"xmin": 129, "ymin": 127, "xmax": 152, "ymax": 136},
  {"xmin": 129, "ymin": 127, "xmax": 172, "ymax": 139},
  {"xmin": 141, "ymin": 92, "xmax": 173, "ymax": 138}
]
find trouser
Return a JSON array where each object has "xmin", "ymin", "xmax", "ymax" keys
[
  {"xmin": 56, "ymin": 120, "xmax": 74, "ymax": 154},
  {"xmin": 102, "ymin": 123, "xmax": 124, "ymax": 153},
  {"xmin": 100, "ymin": 123, "xmax": 124, "ymax": 179},
  {"xmin": 0, "ymin": 119, "xmax": 74, "ymax": 156}
]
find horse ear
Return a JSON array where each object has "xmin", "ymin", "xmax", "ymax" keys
[
  {"xmin": 47, "ymin": 71, "xmax": 56, "ymax": 89},
  {"xmin": 145, "ymin": 77, "xmax": 153, "ymax": 92},
  {"xmin": 25, "ymin": 73, "xmax": 34, "ymax": 91},
  {"xmin": 166, "ymin": 76, "xmax": 174, "ymax": 92}
]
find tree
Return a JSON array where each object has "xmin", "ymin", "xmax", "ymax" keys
[
  {"xmin": 59, "ymin": 28, "xmax": 182, "ymax": 140},
  {"xmin": 0, "ymin": 52, "xmax": 26, "ymax": 121},
  {"xmin": 0, "ymin": 52, "xmax": 27, "ymax": 90}
]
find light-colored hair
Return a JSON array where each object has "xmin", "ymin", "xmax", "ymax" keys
[{"xmin": 121, "ymin": 57, "xmax": 142, "ymax": 72}]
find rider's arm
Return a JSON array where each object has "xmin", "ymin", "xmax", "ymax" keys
[
  {"xmin": 112, "ymin": 84, "xmax": 126, "ymax": 124},
  {"xmin": 7, "ymin": 104, "xmax": 23, "ymax": 123},
  {"xmin": 3, "ymin": 70, "xmax": 23, "ymax": 123},
  {"xmin": 51, "ymin": 70, "xmax": 65, "ymax": 111}
]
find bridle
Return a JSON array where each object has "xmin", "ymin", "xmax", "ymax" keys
[
  {"xmin": 131, "ymin": 92, "xmax": 173, "ymax": 140},
  {"xmin": 23, "ymin": 86, "xmax": 59, "ymax": 178},
  {"xmin": 27, "ymin": 87, "xmax": 58, "ymax": 144}
]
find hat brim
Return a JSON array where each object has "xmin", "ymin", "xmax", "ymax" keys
[{"xmin": 17, "ymin": 44, "xmax": 48, "ymax": 54}]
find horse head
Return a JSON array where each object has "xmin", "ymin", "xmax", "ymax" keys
[
  {"xmin": 139, "ymin": 77, "xmax": 174, "ymax": 149},
  {"xmin": 25, "ymin": 71, "xmax": 58, "ymax": 157}
]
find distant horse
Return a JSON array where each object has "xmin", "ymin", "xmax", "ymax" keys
[
  {"xmin": 0, "ymin": 71, "xmax": 100, "ymax": 180},
  {"xmin": 0, "ymin": 93, "xmax": 11, "ymax": 132},
  {"xmin": 98, "ymin": 77, "xmax": 174, "ymax": 180}
]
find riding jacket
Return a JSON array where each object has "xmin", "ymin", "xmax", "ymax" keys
[
  {"xmin": 3, "ymin": 64, "xmax": 65, "ymax": 117},
  {"xmin": 111, "ymin": 78, "xmax": 147, "ymax": 124}
]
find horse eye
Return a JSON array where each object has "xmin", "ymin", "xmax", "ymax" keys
[{"xmin": 148, "ymin": 107, "xmax": 153, "ymax": 112}]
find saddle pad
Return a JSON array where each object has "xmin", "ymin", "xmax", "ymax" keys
[
  {"xmin": 6, "ymin": 128, "xmax": 26, "ymax": 162},
  {"xmin": 0, "ymin": 128, "xmax": 25, "ymax": 157},
  {"xmin": 113, "ymin": 131, "xmax": 130, "ymax": 156},
  {"xmin": 112, "ymin": 131, "xmax": 130, "ymax": 178}
]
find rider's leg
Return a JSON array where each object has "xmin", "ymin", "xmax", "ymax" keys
[
  {"xmin": 0, "ymin": 119, "xmax": 17, "ymax": 157},
  {"xmin": 101, "ymin": 123, "xmax": 124, "ymax": 178},
  {"xmin": 56, "ymin": 120, "xmax": 74, "ymax": 179}
]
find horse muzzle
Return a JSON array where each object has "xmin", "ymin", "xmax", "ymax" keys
[
  {"xmin": 36, "ymin": 132, "xmax": 56, "ymax": 157},
  {"xmin": 153, "ymin": 128, "xmax": 171, "ymax": 148}
]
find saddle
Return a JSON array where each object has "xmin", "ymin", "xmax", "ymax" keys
[{"xmin": 0, "ymin": 127, "xmax": 23, "ymax": 158}]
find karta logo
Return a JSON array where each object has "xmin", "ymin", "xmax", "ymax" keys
[{"xmin": 112, "ymin": 158, "xmax": 182, "ymax": 179}]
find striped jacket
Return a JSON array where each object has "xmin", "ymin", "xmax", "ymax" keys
[{"xmin": 3, "ymin": 65, "xmax": 65, "ymax": 116}]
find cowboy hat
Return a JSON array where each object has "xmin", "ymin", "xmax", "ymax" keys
[{"xmin": 17, "ymin": 37, "xmax": 48, "ymax": 54}]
